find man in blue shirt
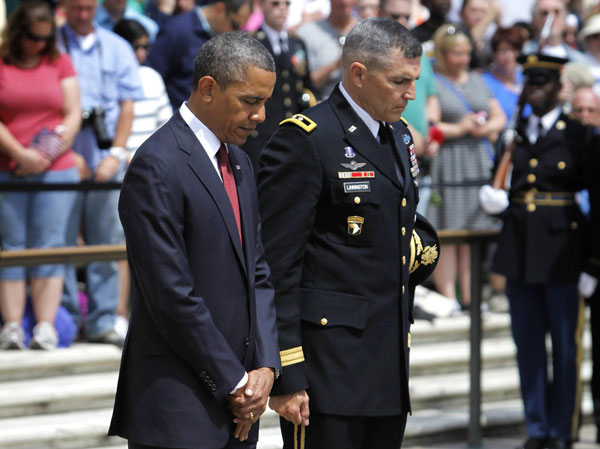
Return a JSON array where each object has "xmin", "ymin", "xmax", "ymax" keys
[
  {"xmin": 59, "ymin": 0, "xmax": 144, "ymax": 347},
  {"xmin": 95, "ymin": 0, "xmax": 159, "ymax": 42},
  {"xmin": 146, "ymin": 0, "xmax": 253, "ymax": 109}
]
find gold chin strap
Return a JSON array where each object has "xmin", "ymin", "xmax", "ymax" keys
[{"xmin": 293, "ymin": 424, "xmax": 306, "ymax": 449}]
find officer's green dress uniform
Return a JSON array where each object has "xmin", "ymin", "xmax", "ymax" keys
[
  {"xmin": 492, "ymin": 54, "xmax": 600, "ymax": 448},
  {"xmin": 258, "ymin": 85, "xmax": 439, "ymax": 449}
]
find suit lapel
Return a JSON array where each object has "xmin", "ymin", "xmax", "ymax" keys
[
  {"xmin": 328, "ymin": 87, "xmax": 403, "ymax": 190},
  {"xmin": 170, "ymin": 112, "xmax": 247, "ymax": 275}
]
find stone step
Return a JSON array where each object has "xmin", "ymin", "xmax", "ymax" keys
[
  {"xmin": 0, "ymin": 344, "xmax": 122, "ymax": 382},
  {"xmin": 78, "ymin": 396, "xmax": 596, "ymax": 449},
  {"xmin": 410, "ymin": 312, "xmax": 513, "ymax": 344},
  {"xmin": 0, "ymin": 372, "xmax": 118, "ymax": 419}
]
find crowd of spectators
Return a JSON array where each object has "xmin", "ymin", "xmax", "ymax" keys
[{"xmin": 0, "ymin": 0, "xmax": 598, "ymax": 369}]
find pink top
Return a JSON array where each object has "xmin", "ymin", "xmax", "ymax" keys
[{"xmin": 0, "ymin": 53, "xmax": 77, "ymax": 171}]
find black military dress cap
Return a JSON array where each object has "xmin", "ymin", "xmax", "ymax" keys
[{"xmin": 517, "ymin": 53, "xmax": 568, "ymax": 85}]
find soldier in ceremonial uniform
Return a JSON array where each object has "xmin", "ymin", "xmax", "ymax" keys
[
  {"xmin": 490, "ymin": 54, "xmax": 600, "ymax": 449},
  {"xmin": 241, "ymin": 0, "xmax": 316, "ymax": 173},
  {"xmin": 258, "ymin": 18, "xmax": 439, "ymax": 449}
]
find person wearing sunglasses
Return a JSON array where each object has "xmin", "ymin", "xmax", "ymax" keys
[
  {"xmin": 0, "ymin": 1, "xmax": 82, "ymax": 350},
  {"xmin": 241, "ymin": 0, "xmax": 315, "ymax": 173},
  {"xmin": 146, "ymin": 0, "xmax": 253, "ymax": 110}
]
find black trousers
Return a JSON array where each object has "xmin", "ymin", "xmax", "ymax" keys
[
  {"xmin": 128, "ymin": 435, "xmax": 257, "ymax": 449},
  {"xmin": 280, "ymin": 412, "xmax": 408, "ymax": 449},
  {"xmin": 589, "ymin": 288, "xmax": 600, "ymax": 434}
]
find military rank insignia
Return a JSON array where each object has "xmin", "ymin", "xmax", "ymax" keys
[{"xmin": 347, "ymin": 216, "xmax": 364, "ymax": 235}]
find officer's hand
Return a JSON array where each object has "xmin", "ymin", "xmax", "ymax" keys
[
  {"xmin": 228, "ymin": 367, "xmax": 274, "ymax": 422},
  {"xmin": 269, "ymin": 390, "xmax": 310, "ymax": 426},
  {"xmin": 579, "ymin": 272, "xmax": 598, "ymax": 298},
  {"xmin": 94, "ymin": 155, "xmax": 120, "ymax": 182}
]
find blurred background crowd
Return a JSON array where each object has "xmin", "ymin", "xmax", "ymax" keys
[{"xmin": 0, "ymin": 0, "xmax": 598, "ymax": 362}]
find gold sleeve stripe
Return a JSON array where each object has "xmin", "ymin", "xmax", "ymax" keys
[{"xmin": 280, "ymin": 346, "xmax": 305, "ymax": 367}]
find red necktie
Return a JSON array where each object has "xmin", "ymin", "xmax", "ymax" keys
[{"xmin": 217, "ymin": 144, "xmax": 242, "ymax": 244}]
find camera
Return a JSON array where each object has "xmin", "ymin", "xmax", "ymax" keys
[{"xmin": 82, "ymin": 107, "xmax": 112, "ymax": 149}]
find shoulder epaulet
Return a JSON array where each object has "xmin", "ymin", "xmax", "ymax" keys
[
  {"xmin": 279, "ymin": 114, "xmax": 317, "ymax": 133},
  {"xmin": 400, "ymin": 117, "xmax": 409, "ymax": 127}
]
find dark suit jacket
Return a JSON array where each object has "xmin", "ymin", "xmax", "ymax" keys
[
  {"xmin": 258, "ymin": 86, "xmax": 423, "ymax": 417},
  {"xmin": 146, "ymin": 11, "xmax": 211, "ymax": 109},
  {"xmin": 492, "ymin": 114, "xmax": 600, "ymax": 283},
  {"xmin": 108, "ymin": 111, "xmax": 280, "ymax": 448}
]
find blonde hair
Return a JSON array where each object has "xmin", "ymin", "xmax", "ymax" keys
[{"xmin": 432, "ymin": 24, "xmax": 472, "ymax": 73}]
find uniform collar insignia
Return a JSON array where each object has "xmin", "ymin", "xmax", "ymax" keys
[{"xmin": 348, "ymin": 125, "xmax": 357, "ymax": 133}]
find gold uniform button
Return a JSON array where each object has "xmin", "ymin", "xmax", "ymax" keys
[
  {"xmin": 401, "ymin": 227, "xmax": 406, "ymax": 236},
  {"xmin": 527, "ymin": 203, "xmax": 536, "ymax": 212},
  {"xmin": 402, "ymin": 286, "xmax": 406, "ymax": 294},
  {"xmin": 557, "ymin": 161, "xmax": 566, "ymax": 170},
  {"xmin": 402, "ymin": 256, "xmax": 406, "ymax": 265},
  {"xmin": 296, "ymin": 80, "xmax": 304, "ymax": 91},
  {"xmin": 282, "ymin": 83, "xmax": 290, "ymax": 93},
  {"xmin": 529, "ymin": 158, "xmax": 538, "ymax": 168},
  {"xmin": 527, "ymin": 173, "xmax": 536, "ymax": 183},
  {"xmin": 284, "ymin": 97, "xmax": 292, "ymax": 107},
  {"xmin": 571, "ymin": 221, "xmax": 578, "ymax": 230},
  {"xmin": 354, "ymin": 196, "xmax": 361, "ymax": 204},
  {"xmin": 320, "ymin": 317, "xmax": 328, "ymax": 326},
  {"xmin": 282, "ymin": 70, "xmax": 290, "ymax": 78},
  {"xmin": 401, "ymin": 198, "xmax": 407, "ymax": 207},
  {"xmin": 285, "ymin": 112, "xmax": 293, "ymax": 118}
]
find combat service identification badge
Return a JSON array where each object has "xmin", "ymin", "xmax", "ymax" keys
[{"xmin": 347, "ymin": 216, "xmax": 364, "ymax": 235}]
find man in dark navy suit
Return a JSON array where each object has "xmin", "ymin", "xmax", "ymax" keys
[
  {"xmin": 146, "ymin": 0, "xmax": 253, "ymax": 109},
  {"xmin": 258, "ymin": 18, "xmax": 439, "ymax": 449},
  {"xmin": 109, "ymin": 32, "xmax": 281, "ymax": 449}
]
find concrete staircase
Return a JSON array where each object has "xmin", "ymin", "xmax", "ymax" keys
[{"xmin": 0, "ymin": 312, "xmax": 592, "ymax": 449}]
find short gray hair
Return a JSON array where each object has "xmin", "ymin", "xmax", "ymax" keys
[
  {"xmin": 192, "ymin": 32, "xmax": 275, "ymax": 90},
  {"xmin": 342, "ymin": 18, "xmax": 422, "ymax": 72}
]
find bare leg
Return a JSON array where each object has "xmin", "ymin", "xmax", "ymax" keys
[
  {"xmin": 117, "ymin": 260, "xmax": 130, "ymax": 318},
  {"xmin": 30, "ymin": 276, "xmax": 63, "ymax": 324},
  {"xmin": 0, "ymin": 280, "xmax": 26, "ymax": 322},
  {"xmin": 457, "ymin": 243, "xmax": 471, "ymax": 306},
  {"xmin": 432, "ymin": 244, "xmax": 458, "ymax": 299}
]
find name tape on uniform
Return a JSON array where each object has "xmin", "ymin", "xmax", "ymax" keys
[
  {"xmin": 338, "ymin": 171, "xmax": 375, "ymax": 179},
  {"xmin": 343, "ymin": 181, "xmax": 371, "ymax": 193}
]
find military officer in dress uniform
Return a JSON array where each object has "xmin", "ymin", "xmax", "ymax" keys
[
  {"xmin": 490, "ymin": 54, "xmax": 600, "ymax": 449},
  {"xmin": 241, "ymin": 0, "xmax": 316, "ymax": 174},
  {"xmin": 258, "ymin": 18, "xmax": 440, "ymax": 449}
]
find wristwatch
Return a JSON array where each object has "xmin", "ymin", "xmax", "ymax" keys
[{"xmin": 109, "ymin": 146, "xmax": 128, "ymax": 163}]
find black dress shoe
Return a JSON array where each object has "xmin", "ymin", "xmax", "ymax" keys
[
  {"xmin": 515, "ymin": 437, "xmax": 547, "ymax": 449},
  {"xmin": 545, "ymin": 439, "xmax": 572, "ymax": 449}
]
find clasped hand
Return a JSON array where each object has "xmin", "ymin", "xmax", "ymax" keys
[
  {"xmin": 227, "ymin": 367, "xmax": 274, "ymax": 442},
  {"xmin": 269, "ymin": 390, "xmax": 310, "ymax": 426}
]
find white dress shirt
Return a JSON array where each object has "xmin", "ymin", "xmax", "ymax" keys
[{"xmin": 526, "ymin": 106, "xmax": 561, "ymax": 144}]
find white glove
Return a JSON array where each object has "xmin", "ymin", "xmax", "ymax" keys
[
  {"xmin": 479, "ymin": 185, "xmax": 509, "ymax": 215},
  {"xmin": 578, "ymin": 272, "xmax": 598, "ymax": 298}
]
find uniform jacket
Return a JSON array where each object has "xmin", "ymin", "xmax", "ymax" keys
[
  {"xmin": 109, "ymin": 111, "xmax": 280, "ymax": 447},
  {"xmin": 241, "ymin": 26, "xmax": 314, "ymax": 173},
  {"xmin": 257, "ymin": 86, "xmax": 425, "ymax": 417},
  {"xmin": 492, "ymin": 113, "xmax": 600, "ymax": 284}
]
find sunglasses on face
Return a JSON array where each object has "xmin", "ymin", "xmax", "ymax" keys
[
  {"xmin": 270, "ymin": 1, "xmax": 291, "ymax": 6},
  {"xmin": 25, "ymin": 30, "xmax": 53, "ymax": 42}
]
